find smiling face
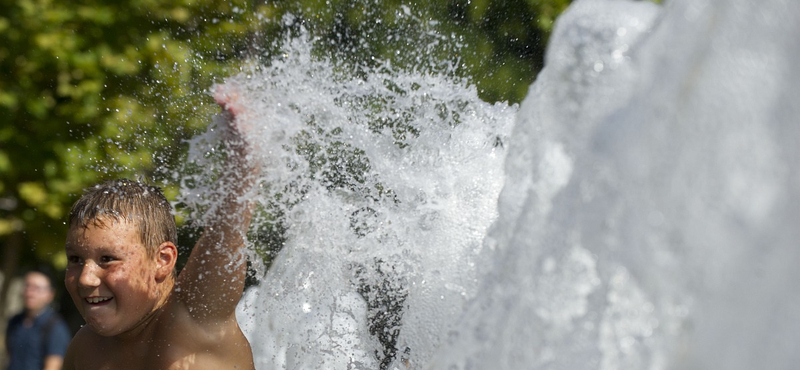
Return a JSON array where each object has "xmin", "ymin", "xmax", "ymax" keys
[{"xmin": 65, "ymin": 219, "xmax": 167, "ymax": 337}]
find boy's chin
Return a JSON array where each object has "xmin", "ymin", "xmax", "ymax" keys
[{"xmin": 85, "ymin": 321, "xmax": 124, "ymax": 337}]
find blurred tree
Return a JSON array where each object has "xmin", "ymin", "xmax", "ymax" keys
[
  {"xmin": 2, "ymin": 0, "xmax": 581, "ymax": 310},
  {"xmin": 0, "ymin": 0, "xmax": 267, "ymax": 317},
  {"xmin": 0, "ymin": 0, "xmax": 595, "ymax": 320}
]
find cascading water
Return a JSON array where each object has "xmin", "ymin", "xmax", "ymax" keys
[
  {"xmin": 177, "ymin": 0, "xmax": 800, "ymax": 369},
  {"xmin": 178, "ymin": 20, "xmax": 516, "ymax": 369},
  {"xmin": 433, "ymin": 0, "xmax": 800, "ymax": 369}
]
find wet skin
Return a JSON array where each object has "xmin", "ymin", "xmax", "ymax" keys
[
  {"xmin": 65, "ymin": 221, "xmax": 163, "ymax": 338},
  {"xmin": 63, "ymin": 221, "xmax": 255, "ymax": 370},
  {"xmin": 62, "ymin": 88, "xmax": 257, "ymax": 370}
]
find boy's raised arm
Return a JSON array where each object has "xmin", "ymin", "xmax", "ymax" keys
[{"xmin": 176, "ymin": 85, "xmax": 258, "ymax": 323}]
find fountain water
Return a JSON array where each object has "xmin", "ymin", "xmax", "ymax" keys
[
  {"xmin": 434, "ymin": 0, "xmax": 800, "ymax": 369},
  {"xmin": 179, "ymin": 25, "xmax": 516, "ymax": 369},
  {"xmin": 178, "ymin": 0, "xmax": 800, "ymax": 368}
]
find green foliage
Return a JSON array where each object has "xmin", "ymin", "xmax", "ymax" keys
[
  {"xmin": 1, "ymin": 0, "xmax": 577, "ymax": 277},
  {"xmin": 441, "ymin": 0, "xmax": 571, "ymax": 102},
  {"xmin": 0, "ymin": 0, "xmax": 264, "ymax": 269},
  {"xmin": 253, "ymin": 0, "xmax": 571, "ymax": 104}
]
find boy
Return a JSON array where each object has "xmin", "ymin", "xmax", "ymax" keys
[{"xmin": 62, "ymin": 89, "xmax": 257, "ymax": 370}]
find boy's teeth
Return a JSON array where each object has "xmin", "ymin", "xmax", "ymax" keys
[{"xmin": 87, "ymin": 297, "xmax": 111, "ymax": 304}]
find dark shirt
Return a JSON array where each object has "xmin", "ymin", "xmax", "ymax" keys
[{"xmin": 5, "ymin": 307, "xmax": 72, "ymax": 370}]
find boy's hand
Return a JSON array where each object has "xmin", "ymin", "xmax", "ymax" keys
[
  {"xmin": 213, "ymin": 82, "xmax": 254, "ymax": 157},
  {"xmin": 213, "ymin": 82, "xmax": 244, "ymax": 116}
]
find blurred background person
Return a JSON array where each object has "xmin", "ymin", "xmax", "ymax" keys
[{"xmin": 4, "ymin": 270, "xmax": 71, "ymax": 370}]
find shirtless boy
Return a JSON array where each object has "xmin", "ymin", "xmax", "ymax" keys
[{"xmin": 62, "ymin": 88, "xmax": 257, "ymax": 370}]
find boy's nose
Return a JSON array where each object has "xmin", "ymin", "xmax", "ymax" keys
[{"xmin": 78, "ymin": 262, "xmax": 101, "ymax": 287}]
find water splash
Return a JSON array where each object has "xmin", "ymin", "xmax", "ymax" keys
[
  {"xmin": 179, "ymin": 0, "xmax": 800, "ymax": 368},
  {"xmin": 434, "ymin": 0, "xmax": 800, "ymax": 369},
  {"xmin": 178, "ymin": 24, "xmax": 515, "ymax": 369}
]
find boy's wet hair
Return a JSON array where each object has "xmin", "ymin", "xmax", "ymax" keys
[{"xmin": 68, "ymin": 179, "xmax": 177, "ymax": 256}]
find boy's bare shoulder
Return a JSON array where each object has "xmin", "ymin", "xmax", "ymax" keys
[
  {"xmin": 64, "ymin": 304, "xmax": 254, "ymax": 370},
  {"xmin": 66, "ymin": 326, "xmax": 107, "ymax": 351},
  {"xmin": 63, "ymin": 327, "xmax": 113, "ymax": 370},
  {"xmin": 157, "ymin": 302, "xmax": 255, "ymax": 369}
]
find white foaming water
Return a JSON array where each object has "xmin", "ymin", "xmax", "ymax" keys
[
  {"xmin": 179, "ymin": 0, "xmax": 800, "ymax": 368},
  {"xmin": 433, "ymin": 0, "xmax": 800, "ymax": 369},
  {"xmin": 179, "ymin": 31, "xmax": 515, "ymax": 368}
]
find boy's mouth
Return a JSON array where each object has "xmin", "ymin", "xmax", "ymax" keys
[{"xmin": 85, "ymin": 296, "xmax": 112, "ymax": 305}]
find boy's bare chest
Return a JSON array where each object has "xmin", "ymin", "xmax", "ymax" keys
[
  {"xmin": 75, "ymin": 329, "xmax": 255, "ymax": 370},
  {"xmin": 81, "ymin": 346, "xmax": 218, "ymax": 370}
]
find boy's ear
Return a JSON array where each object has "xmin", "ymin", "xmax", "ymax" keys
[{"xmin": 154, "ymin": 242, "xmax": 178, "ymax": 281}]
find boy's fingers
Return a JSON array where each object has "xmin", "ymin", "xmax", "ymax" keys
[
  {"xmin": 214, "ymin": 84, "xmax": 242, "ymax": 116},
  {"xmin": 213, "ymin": 82, "xmax": 259, "ymax": 156}
]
